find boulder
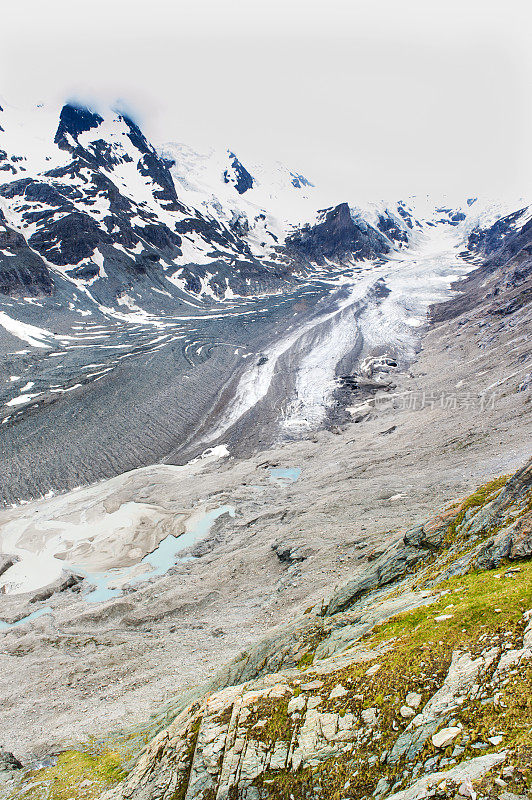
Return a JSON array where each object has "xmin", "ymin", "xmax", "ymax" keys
[
  {"xmin": 287, "ymin": 695, "xmax": 307, "ymax": 715},
  {"xmin": 0, "ymin": 748, "xmax": 23, "ymax": 771},
  {"xmin": 329, "ymin": 684, "xmax": 348, "ymax": 699},
  {"xmin": 271, "ymin": 541, "xmax": 310, "ymax": 564},
  {"xmin": 432, "ymin": 726, "xmax": 462, "ymax": 748},
  {"xmin": 0, "ymin": 555, "xmax": 18, "ymax": 580},
  {"xmin": 474, "ymin": 512, "xmax": 532, "ymax": 570},
  {"xmin": 30, "ymin": 571, "xmax": 84, "ymax": 603},
  {"xmin": 385, "ymin": 753, "xmax": 507, "ymax": 800},
  {"xmin": 361, "ymin": 707, "xmax": 379, "ymax": 726},
  {"xmin": 300, "ymin": 680, "xmax": 323, "ymax": 692},
  {"xmin": 405, "ymin": 692, "xmax": 422, "ymax": 709}
]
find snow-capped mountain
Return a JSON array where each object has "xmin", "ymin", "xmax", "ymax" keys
[
  {"xmin": 0, "ymin": 96, "xmax": 530, "ymax": 507},
  {"xmin": 2, "ymin": 98, "xmax": 525, "ymax": 313},
  {"xmin": 0, "ymin": 100, "xmax": 414, "ymax": 307},
  {"xmin": 0, "ymin": 101, "xmax": 281, "ymax": 303}
]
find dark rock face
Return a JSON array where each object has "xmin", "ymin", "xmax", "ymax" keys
[
  {"xmin": 229, "ymin": 212, "xmax": 250, "ymax": 237},
  {"xmin": 54, "ymin": 103, "xmax": 104, "ymax": 150},
  {"xmin": 0, "ymin": 104, "xmax": 193, "ymax": 299},
  {"xmin": 0, "ymin": 748, "xmax": 23, "ymax": 771},
  {"xmin": 402, "ymin": 506, "xmax": 460, "ymax": 551},
  {"xmin": 491, "ymin": 455, "xmax": 532, "ymax": 510},
  {"xmin": 470, "ymin": 461, "xmax": 532, "ymax": 569},
  {"xmin": 435, "ymin": 208, "xmax": 466, "ymax": 225},
  {"xmin": 0, "ymin": 209, "xmax": 53, "ymax": 296},
  {"xmin": 53, "ymin": 104, "xmax": 188, "ymax": 217},
  {"xmin": 467, "ymin": 208, "xmax": 528, "ymax": 257},
  {"xmin": 376, "ymin": 211, "xmax": 409, "ymax": 244},
  {"xmin": 30, "ymin": 209, "xmax": 108, "ymax": 267},
  {"xmin": 121, "ymin": 115, "xmax": 187, "ymax": 213},
  {"xmin": 396, "ymin": 200, "xmax": 415, "ymax": 229},
  {"xmin": 284, "ymin": 202, "xmax": 390, "ymax": 266},
  {"xmin": 223, "ymin": 152, "xmax": 254, "ymax": 194},
  {"xmin": 0, "ymin": 149, "xmax": 17, "ymax": 175},
  {"xmin": 474, "ymin": 512, "xmax": 532, "ymax": 570},
  {"xmin": 290, "ymin": 172, "xmax": 313, "ymax": 189}
]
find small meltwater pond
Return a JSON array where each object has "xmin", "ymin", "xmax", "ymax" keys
[
  {"xmin": 268, "ymin": 467, "xmax": 301, "ymax": 486},
  {"xmin": 141, "ymin": 505, "xmax": 235, "ymax": 576},
  {"xmin": 76, "ymin": 568, "xmax": 122, "ymax": 604},
  {"xmin": 2, "ymin": 474, "xmax": 300, "ymax": 610},
  {"xmin": 81, "ymin": 504, "xmax": 236, "ymax": 603}
]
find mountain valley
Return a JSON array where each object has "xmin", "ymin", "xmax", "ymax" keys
[{"xmin": 0, "ymin": 99, "xmax": 530, "ymax": 800}]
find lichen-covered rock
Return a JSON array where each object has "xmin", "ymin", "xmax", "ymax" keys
[
  {"xmin": 474, "ymin": 512, "xmax": 532, "ymax": 570},
  {"xmin": 100, "ymin": 613, "xmax": 530, "ymax": 800},
  {"xmin": 403, "ymin": 506, "xmax": 462, "ymax": 550},
  {"xmin": 388, "ymin": 651, "xmax": 489, "ymax": 764},
  {"xmin": 385, "ymin": 753, "xmax": 507, "ymax": 800}
]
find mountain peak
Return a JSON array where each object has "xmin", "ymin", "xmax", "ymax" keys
[
  {"xmin": 54, "ymin": 103, "xmax": 104, "ymax": 150},
  {"xmin": 223, "ymin": 150, "xmax": 254, "ymax": 194},
  {"xmin": 290, "ymin": 171, "xmax": 313, "ymax": 189}
]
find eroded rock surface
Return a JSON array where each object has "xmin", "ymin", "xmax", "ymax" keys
[{"xmin": 93, "ymin": 462, "xmax": 532, "ymax": 800}]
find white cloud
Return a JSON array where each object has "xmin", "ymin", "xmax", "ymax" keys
[{"xmin": 1, "ymin": 0, "xmax": 531, "ymax": 201}]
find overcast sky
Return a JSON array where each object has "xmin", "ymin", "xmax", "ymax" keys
[{"xmin": 1, "ymin": 0, "xmax": 531, "ymax": 202}]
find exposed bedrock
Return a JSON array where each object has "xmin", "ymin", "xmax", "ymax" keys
[{"xmin": 93, "ymin": 460, "xmax": 532, "ymax": 800}]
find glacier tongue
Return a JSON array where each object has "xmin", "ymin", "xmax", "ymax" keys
[{"xmin": 204, "ymin": 226, "xmax": 475, "ymax": 442}]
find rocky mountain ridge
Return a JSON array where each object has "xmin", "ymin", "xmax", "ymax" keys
[
  {"xmin": 0, "ymin": 100, "xmax": 418, "ymax": 306},
  {"xmin": 1, "ymin": 99, "xmax": 521, "ymax": 310}
]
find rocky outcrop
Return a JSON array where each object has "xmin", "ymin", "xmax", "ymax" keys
[
  {"xmin": 0, "ymin": 208, "xmax": 53, "ymax": 296},
  {"xmin": 0, "ymin": 554, "xmax": 18, "ymax": 579},
  {"xmin": 92, "ymin": 462, "xmax": 532, "ymax": 800},
  {"xmin": 54, "ymin": 103, "xmax": 104, "ymax": 150},
  {"xmin": 384, "ymin": 754, "xmax": 507, "ymax": 800},
  {"xmin": 223, "ymin": 152, "xmax": 254, "ymax": 194},
  {"xmin": 284, "ymin": 203, "xmax": 390, "ymax": 266},
  {"xmin": 474, "ymin": 512, "xmax": 532, "ymax": 570},
  {"xmin": 28, "ymin": 571, "xmax": 83, "ymax": 604},
  {"xmin": 101, "ymin": 612, "xmax": 529, "ymax": 800},
  {"xmin": 0, "ymin": 748, "xmax": 23, "ymax": 771}
]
